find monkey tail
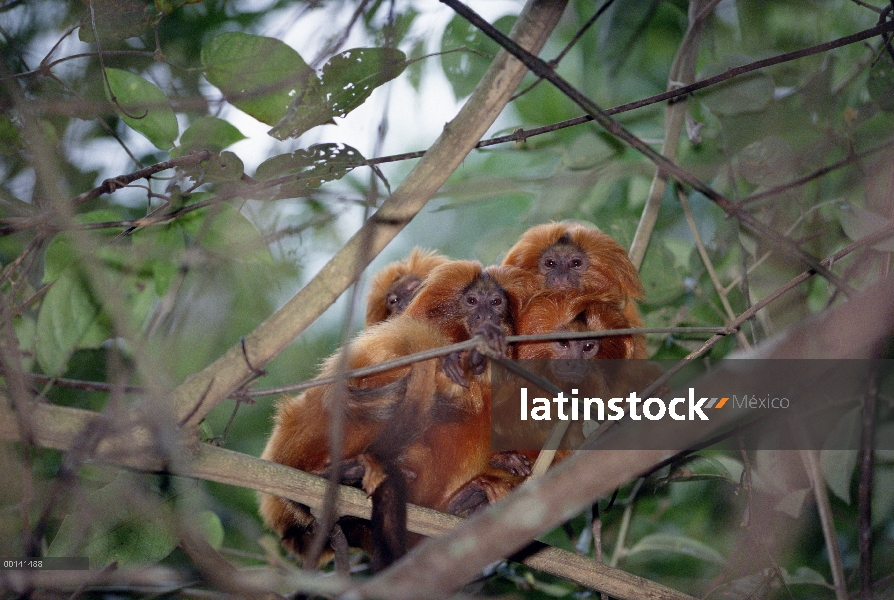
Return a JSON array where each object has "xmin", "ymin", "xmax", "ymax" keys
[
  {"xmin": 364, "ymin": 357, "xmax": 438, "ymax": 571},
  {"xmin": 369, "ymin": 458, "xmax": 408, "ymax": 572}
]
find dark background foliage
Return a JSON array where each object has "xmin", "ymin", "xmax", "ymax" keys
[{"xmin": 1, "ymin": 0, "xmax": 893, "ymax": 598}]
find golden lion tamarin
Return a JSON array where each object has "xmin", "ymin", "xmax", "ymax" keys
[
  {"xmin": 365, "ymin": 248, "xmax": 450, "ymax": 326},
  {"xmin": 502, "ymin": 222, "xmax": 645, "ymax": 337},
  {"xmin": 259, "ymin": 261, "xmax": 519, "ymax": 569}
]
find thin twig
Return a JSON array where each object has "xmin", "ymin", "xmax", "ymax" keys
[
  {"xmin": 859, "ymin": 367, "xmax": 879, "ymax": 600},
  {"xmin": 678, "ymin": 187, "xmax": 751, "ymax": 349},
  {"xmin": 439, "ymin": 0, "xmax": 853, "ymax": 293},
  {"xmin": 800, "ymin": 449, "xmax": 849, "ymax": 600}
]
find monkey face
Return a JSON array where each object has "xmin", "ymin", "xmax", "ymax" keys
[
  {"xmin": 461, "ymin": 277, "xmax": 509, "ymax": 333},
  {"xmin": 538, "ymin": 242, "xmax": 589, "ymax": 289},
  {"xmin": 385, "ymin": 274, "xmax": 423, "ymax": 317},
  {"xmin": 549, "ymin": 335, "xmax": 599, "ymax": 383},
  {"xmin": 552, "ymin": 336, "xmax": 599, "ymax": 360}
]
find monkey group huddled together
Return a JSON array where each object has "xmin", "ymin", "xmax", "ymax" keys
[{"xmin": 258, "ymin": 222, "xmax": 647, "ymax": 570}]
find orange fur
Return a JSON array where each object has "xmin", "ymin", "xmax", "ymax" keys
[
  {"xmin": 502, "ymin": 222, "xmax": 645, "ymax": 330},
  {"xmin": 395, "ymin": 264, "xmax": 531, "ymax": 517},
  {"xmin": 509, "ymin": 293, "xmax": 652, "ymax": 465},
  {"xmin": 258, "ymin": 316, "xmax": 457, "ymax": 560},
  {"xmin": 259, "ymin": 261, "xmax": 523, "ymax": 564},
  {"xmin": 516, "ymin": 292, "xmax": 644, "ymax": 361}
]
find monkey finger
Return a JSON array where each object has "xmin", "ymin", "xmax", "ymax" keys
[
  {"xmin": 468, "ymin": 349, "xmax": 488, "ymax": 375},
  {"xmin": 489, "ymin": 450, "xmax": 532, "ymax": 477},
  {"xmin": 476, "ymin": 323, "xmax": 508, "ymax": 357},
  {"xmin": 442, "ymin": 352, "xmax": 470, "ymax": 388}
]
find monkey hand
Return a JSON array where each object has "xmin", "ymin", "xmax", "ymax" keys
[
  {"xmin": 445, "ymin": 472, "xmax": 523, "ymax": 517},
  {"xmin": 490, "ymin": 450, "xmax": 532, "ymax": 477},
  {"xmin": 472, "ymin": 322, "xmax": 508, "ymax": 357},
  {"xmin": 443, "ymin": 351, "xmax": 470, "ymax": 387}
]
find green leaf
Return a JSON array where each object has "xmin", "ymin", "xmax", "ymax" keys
[
  {"xmin": 406, "ymin": 39, "xmax": 426, "ymax": 90},
  {"xmin": 598, "ymin": 0, "xmax": 661, "ymax": 72},
  {"xmin": 35, "ymin": 269, "xmax": 110, "ymax": 376},
  {"xmin": 198, "ymin": 205, "xmax": 273, "ymax": 265},
  {"xmin": 173, "ymin": 116, "xmax": 246, "ymax": 158},
  {"xmin": 0, "ymin": 114, "xmax": 22, "ymax": 156},
  {"xmin": 668, "ymin": 455, "xmax": 743, "ymax": 484},
  {"xmin": 735, "ymin": 136, "xmax": 795, "ymax": 186},
  {"xmin": 13, "ymin": 315, "xmax": 36, "ymax": 371},
  {"xmin": 199, "ymin": 151, "xmax": 245, "ymax": 183},
  {"xmin": 820, "ymin": 406, "xmax": 861, "ymax": 504},
  {"xmin": 821, "ymin": 449, "xmax": 858, "ymax": 505},
  {"xmin": 47, "ymin": 475, "xmax": 178, "ymax": 566},
  {"xmin": 699, "ymin": 55, "xmax": 774, "ymax": 117},
  {"xmin": 198, "ymin": 510, "xmax": 225, "ymax": 550},
  {"xmin": 779, "ymin": 566, "xmax": 830, "ymax": 587},
  {"xmin": 255, "ymin": 143, "xmax": 366, "ymax": 198},
  {"xmin": 269, "ymin": 47, "xmax": 407, "ymax": 140},
  {"xmin": 43, "ymin": 210, "xmax": 127, "ymax": 283},
  {"xmin": 440, "ymin": 15, "xmax": 514, "ymax": 99},
  {"xmin": 202, "ymin": 32, "xmax": 313, "ymax": 126},
  {"xmin": 639, "ymin": 239, "xmax": 687, "ymax": 305},
  {"xmin": 872, "ymin": 465, "xmax": 894, "ymax": 527},
  {"xmin": 132, "ymin": 224, "xmax": 186, "ymax": 296},
  {"xmin": 104, "ymin": 69, "xmax": 178, "ymax": 150},
  {"xmin": 155, "ymin": 0, "xmax": 202, "ymax": 14},
  {"xmin": 626, "ymin": 533, "xmax": 725, "ymax": 564}
]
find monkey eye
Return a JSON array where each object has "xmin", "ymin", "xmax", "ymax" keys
[
  {"xmin": 491, "ymin": 297, "xmax": 502, "ymax": 306},
  {"xmin": 387, "ymin": 294, "xmax": 399, "ymax": 305},
  {"xmin": 466, "ymin": 296, "xmax": 478, "ymax": 305},
  {"xmin": 545, "ymin": 259, "xmax": 556, "ymax": 268},
  {"xmin": 569, "ymin": 259, "xmax": 583, "ymax": 268},
  {"xmin": 558, "ymin": 340, "xmax": 569, "ymax": 348},
  {"xmin": 583, "ymin": 342, "xmax": 596, "ymax": 352}
]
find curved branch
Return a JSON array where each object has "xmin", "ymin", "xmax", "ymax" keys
[
  {"xmin": 0, "ymin": 398, "xmax": 691, "ymax": 600},
  {"xmin": 355, "ymin": 272, "xmax": 894, "ymax": 599},
  {"xmin": 169, "ymin": 0, "xmax": 571, "ymax": 428},
  {"xmin": 441, "ymin": 0, "xmax": 853, "ymax": 294}
]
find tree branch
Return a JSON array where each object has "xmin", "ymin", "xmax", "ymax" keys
[
  {"xmin": 440, "ymin": 0, "xmax": 853, "ymax": 294},
  {"xmin": 168, "ymin": 0, "xmax": 571, "ymax": 428}
]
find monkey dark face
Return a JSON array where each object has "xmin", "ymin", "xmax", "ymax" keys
[
  {"xmin": 551, "ymin": 336, "xmax": 599, "ymax": 360},
  {"xmin": 384, "ymin": 274, "xmax": 423, "ymax": 318},
  {"xmin": 538, "ymin": 242, "xmax": 589, "ymax": 290},
  {"xmin": 549, "ymin": 332, "xmax": 599, "ymax": 383},
  {"xmin": 443, "ymin": 275, "xmax": 511, "ymax": 386},
  {"xmin": 461, "ymin": 276, "xmax": 509, "ymax": 335}
]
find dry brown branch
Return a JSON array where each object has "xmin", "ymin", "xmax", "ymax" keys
[
  {"xmin": 442, "ymin": 0, "xmax": 850, "ymax": 292},
  {"xmin": 167, "ymin": 0, "xmax": 571, "ymax": 429},
  {"xmin": 629, "ymin": 0, "xmax": 718, "ymax": 270},
  {"xmin": 354, "ymin": 271, "xmax": 894, "ymax": 599},
  {"xmin": 0, "ymin": 398, "xmax": 691, "ymax": 600}
]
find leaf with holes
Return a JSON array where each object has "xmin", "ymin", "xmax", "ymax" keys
[
  {"xmin": 104, "ymin": 69, "xmax": 178, "ymax": 150},
  {"xmin": 202, "ymin": 32, "xmax": 314, "ymax": 126},
  {"xmin": 269, "ymin": 48, "xmax": 406, "ymax": 140},
  {"xmin": 255, "ymin": 143, "xmax": 366, "ymax": 198}
]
